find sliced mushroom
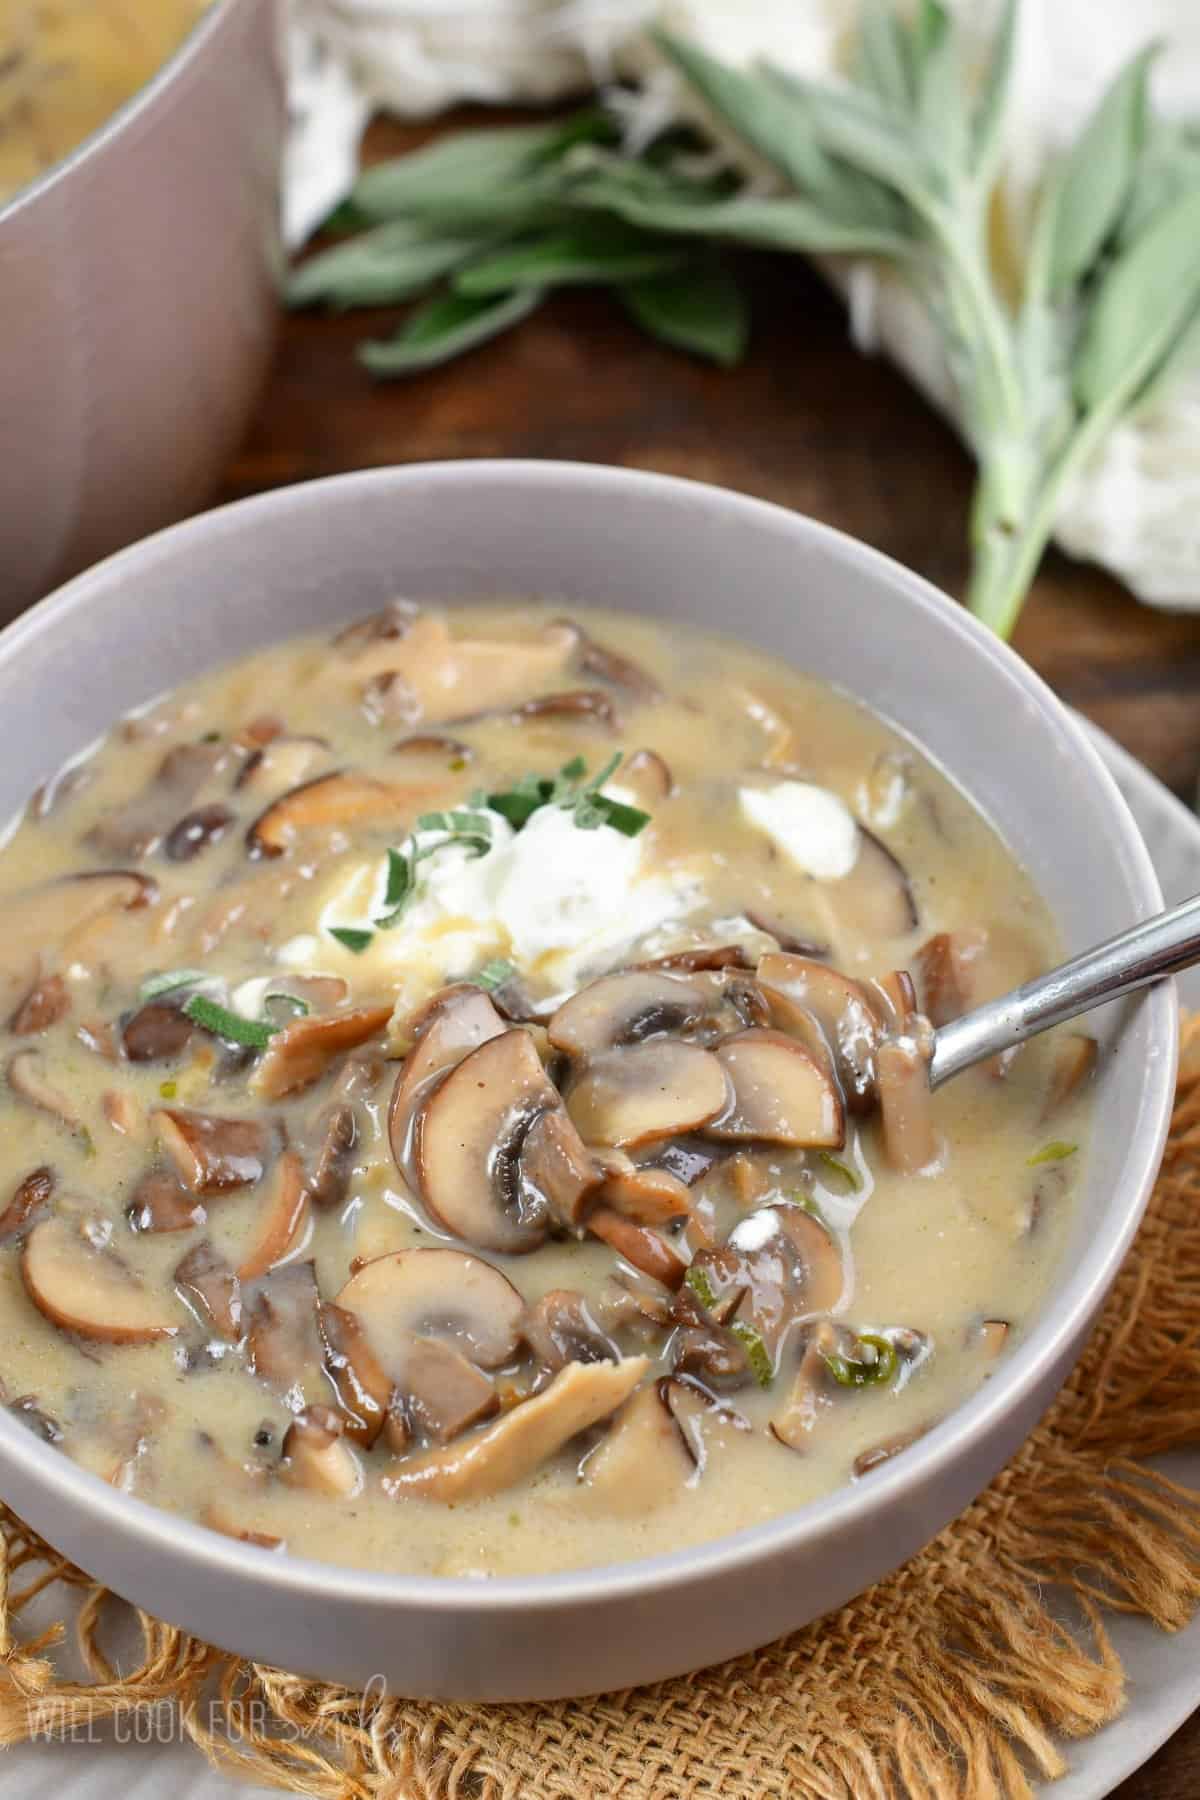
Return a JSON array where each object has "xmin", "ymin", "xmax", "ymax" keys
[
  {"xmin": 203, "ymin": 1509, "xmax": 284, "ymax": 1551},
  {"xmin": 244, "ymin": 1259, "xmax": 324, "ymax": 1390},
  {"xmin": 126, "ymin": 1169, "xmax": 207, "ymax": 1234},
  {"xmin": 164, "ymin": 804, "xmax": 235, "ymax": 863},
  {"xmin": 619, "ymin": 747, "xmax": 673, "ymax": 804},
  {"xmin": 345, "ymin": 614, "xmax": 577, "ymax": 724},
  {"xmin": 280, "ymin": 1405, "xmax": 362, "ymax": 1497},
  {"xmin": 660, "ymin": 1376, "xmax": 750, "ymax": 1472},
  {"xmin": 8, "ymin": 1049, "xmax": 83, "ymax": 1133},
  {"xmin": 566, "ymin": 1041, "xmax": 729, "ymax": 1150},
  {"xmin": 518, "ymin": 1103, "xmax": 599, "ymax": 1229},
  {"xmin": 548, "ymin": 968, "xmax": 712, "ymax": 1060},
  {"xmin": 252, "ymin": 1004, "xmax": 392, "ymax": 1101},
  {"xmin": 512, "ymin": 689, "xmax": 618, "ymax": 727},
  {"xmin": 23, "ymin": 1215, "xmax": 181, "ymax": 1343},
  {"xmin": 389, "ymin": 735, "xmax": 474, "ymax": 787},
  {"xmin": 757, "ymin": 952, "xmax": 881, "ymax": 1115},
  {"xmin": 0, "ymin": 871, "xmax": 155, "ymax": 1005},
  {"xmin": 692, "ymin": 1203, "xmax": 843, "ymax": 1356},
  {"xmin": 318, "ymin": 1301, "xmax": 393, "ymax": 1446},
  {"xmin": 154, "ymin": 1108, "xmax": 270, "ymax": 1195},
  {"xmin": 0, "ymin": 1166, "xmax": 54, "ymax": 1243},
  {"xmin": 388, "ymin": 984, "xmax": 507, "ymax": 1167},
  {"xmin": 414, "ymin": 1029, "xmax": 565, "ymax": 1253},
  {"xmin": 558, "ymin": 621, "xmax": 662, "ymax": 702},
  {"xmin": 833, "ymin": 828, "xmax": 918, "ymax": 941},
  {"xmin": 637, "ymin": 944, "xmax": 753, "ymax": 974},
  {"xmin": 174, "ymin": 1239, "xmax": 242, "ymax": 1340},
  {"xmin": 1042, "ymin": 1034, "xmax": 1097, "ymax": 1121},
  {"xmin": 234, "ymin": 733, "xmax": 329, "ymax": 794},
  {"xmin": 121, "ymin": 1000, "xmax": 194, "ymax": 1063},
  {"xmin": 334, "ymin": 1248, "xmax": 524, "ymax": 1369},
  {"xmin": 334, "ymin": 599, "xmax": 421, "ymax": 651},
  {"xmin": 237, "ymin": 1150, "xmax": 310, "ymax": 1281},
  {"xmin": 523, "ymin": 1289, "xmax": 620, "ymax": 1373},
  {"xmin": 382, "ymin": 1355, "xmax": 648, "ymax": 1503},
  {"xmin": 975, "ymin": 1318, "xmax": 1010, "ymax": 1359},
  {"xmin": 87, "ymin": 741, "xmax": 229, "ymax": 858},
  {"xmin": 102, "ymin": 1090, "xmax": 143, "ymax": 1138},
  {"xmin": 588, "ymin": 1149, "xmax": 692, "ymax": 1225},
  {"xmin": 745, "ymin": 911, "xmax": 830, "ymax": 960},
  {"xmin": 671, "ymin": 1284, "xmax": 753, "ymax": 1388},
  {"xmin": 303, "ymin": 1102, "xmax": 358, "ymax": 1210},
  {"xmin": 710, "ymin": 1028, "xmax": 845, "ymax": 1148},
  {"xmin": 587, "ymin": 1206, "xmax": 687, "ymax": 1289},
  {"xmin": 580, "ymin": 1380, "xmax": 693, "ymax": 1513},
  {"xmin": 247, "ymin": 772, "xmax": 415, "ymax": 858},
  {"xmin": 10, "ymin": 972, "xmax": 69, "ymax": 1035},
  {"xmin": 877, "ymin": 1037, "xmax": 936, "ymax": 1174},
  {"xmin": 769, "ymin": 1319, "xmax": 843, "ymax": 1450},
  {"xmin": 913, "ymin": 930, "xmax": 989, "ymax": 1026},
  {"xmin": 853, "ymin": 1425, "xmax": 930, "ymax": 1478},
  {"xmin": 389, "ymin": 1334, "xmax": 500, "ymax": 1445}
]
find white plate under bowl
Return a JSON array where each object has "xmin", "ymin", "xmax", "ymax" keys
[{"xmin": 2, "ymin": 719, "xmax": 1197, "ymax": 1800}]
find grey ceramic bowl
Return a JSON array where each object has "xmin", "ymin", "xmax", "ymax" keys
[
  {"xmin": 0, "ymin": 463, "xmax": 1175, "ymax": 1700},
  {"xmin": 0, "ymin": 0, "xmax": 282, "ymax": 617}
]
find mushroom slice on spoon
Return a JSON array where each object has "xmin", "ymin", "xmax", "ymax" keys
[
  {"xmin": 580, "ymin": 1379, "xmax": 694, "ymax": 1513},
  {"xmin": 381, "ymin": 1355, "xmax": 647, "ymax": 1503},
  {"xmin": 565, "ymin": 1041, "xmax": 729, "ymax": 1150},
  {"xmin": 414, "ymin": 1029, "xmax": 578, "ymax": 1252},
  {"xmin": 252, "ymin": 1005, "xmax": 392, "ymax": 1102},
  {"xmin": 709, "ymin": 1028, "xmax": 845, "ymax": 1148},
  {"xmin": 23, "ymin": 1215, "xmax": 181, "ymax": 1344},
  {"xmin": 757, "ymin": 952, "xmax": 881, "ymax": 1114}
]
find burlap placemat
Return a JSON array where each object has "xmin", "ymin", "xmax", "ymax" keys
[{"xmin": 3, "ymin": 1024, "xmax": 1200, "ymax": 1800}]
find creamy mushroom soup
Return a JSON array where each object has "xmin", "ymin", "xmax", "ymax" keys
[{"xmin": 0, "ymin": 605, "xmax": 1092, "ymax": 1575}]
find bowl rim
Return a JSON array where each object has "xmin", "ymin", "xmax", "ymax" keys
[
  {"xmin": 0, "ymin": 0, "xmax": 243, "ymax": 230},
  {"xmin": 0, "ymin": 460, "xmax": 1176, "ymax": 1615}
]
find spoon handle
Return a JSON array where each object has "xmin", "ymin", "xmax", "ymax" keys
[{"xmin": 928, "ymin": 891, "xmax": 1200, "ymax": 1089}]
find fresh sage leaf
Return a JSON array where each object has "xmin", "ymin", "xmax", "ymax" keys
[
  {"xmin": 762, "ymin": 65, "xmax": 936, "ymax": 220},
  {"xmin": 328, "ymin": 926, "xmax": 374, "ymax": 955},
  {"xmin": 183, "ymin": 994, "xmax": 277, "ymax": 1050},
  {"xmin": 856, "ymin": 1, "xmax": 918, "ymax": 112},
  {"xmin": 359, "ymin": 287, "xmax": 544, "ymax": 377},
  {"xmin": 1042, "ymin": 43, "xmax": 1159, "ymax": 299},
  {"xmin": 1073, "ymin": 184, "xmax": 1200, "ymax": 412},
  {"xmin": 970, "ymin": 0, "xmax": 1018, "ymax": 181},
  {"xmin": 351, "ymin": 111, "xmax": 612, "ymax": 222},
  {"xmin": 137, "ymin": 968, "xmax": 209, "ymax": 1004},
  {"xmin": 288, "ymin": 222, "xmax": 489, "ymax": 311},
  {"xmin": 913, "ymin": 1, "xmax": 969, "ymax": 178},
  {"xmin": 730, "ymin": 1321, "xmax": 774, "ymax": 1388},
  {"xmin": 575, "ymin": 167, "xmax": 913, "ymax": 257},
  {"xmin": 455, "ymin": 218, "xmax": 689, "ymax": 296},
  {"xmin": 617, "ymin": 262, "xmax": 750, "ymax": 368}
]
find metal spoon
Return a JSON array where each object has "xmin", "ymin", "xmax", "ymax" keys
[{"xmin": 929, "ymin": 892, "xmax": 1200, "ymax": 1088}]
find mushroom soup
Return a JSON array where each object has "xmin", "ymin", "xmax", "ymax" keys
[{"xmin": 0, "ymin": 604, "xmax": 1092, "ymax": 1574}]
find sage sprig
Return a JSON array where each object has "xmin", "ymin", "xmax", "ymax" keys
[{"xmin": 289, "ymin": 0, "xmax": 1200, "ymax": 639}]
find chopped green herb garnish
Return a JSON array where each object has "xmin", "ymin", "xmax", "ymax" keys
[
  {"xmin": 823, "ymin": 1332, "xmax": 899, "ymax": 1389},
  {"xmin": 730, "ymin": 1320, "xmax": 773, "ymax": 1388},
  {"xmin": 469, "ymin": 959, "xmax": 518, "ymax": 993},
  {"xmin": 685, "ymin": 1262, "xmax": 719, "ymax": 1311},
  {"xmin": 815, "ymin": 1153, "xmax": 862, "ymax": 1194},
  {"xmin": 183, "ymin": 994, "xmax": 278, "ymax": 1049},
  {"xmin": 264, "ymin": 992, "xmax": 311, "ymax": 1021},
  {"xmin": 1028, "ymin": 1141, "xmax": 1078, "ymax": 1167},
  {"xmin": 375, "ymin": 808, "xmax": 495, "ymax": 929},
  {"xmin": 158, "ymin": 1080, "xmax": 178, "ymax": 1101},
  {"xmin": 138, "ymin": 969, "xmax": 209, "ymax": 1004},
  {"xmin": 328, "ymin": 927, "xmax": 375, "ymax": 955},
  {"xmin": 488, "ymin": 752, "xmax": 650, "ymax": 839}
]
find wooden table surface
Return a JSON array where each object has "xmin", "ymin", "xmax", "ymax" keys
[{"xmin": 219, "ymin": 110, "xmax": 1200, "ymax": 1797}]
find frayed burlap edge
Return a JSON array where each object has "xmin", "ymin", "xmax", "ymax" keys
[{"xmin": 3, "ymin": 1027, "xmax": 1200, "ymax": 1799}]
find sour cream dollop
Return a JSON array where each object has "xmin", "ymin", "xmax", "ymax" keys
[{"xmin": 739, "ymin": 782, "xmax": 860, "ymax": 880}]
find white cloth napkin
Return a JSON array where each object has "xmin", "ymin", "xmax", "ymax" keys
[{"xmin": 283, "ymin": 0, "xmax": 1200, "ymax": 611}]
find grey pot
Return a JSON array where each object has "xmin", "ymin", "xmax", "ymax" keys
[
  {"xmin": 0, "ymin": 463, "xmax": 1175, "ymax": 1700},
  {"xmin": 0, "ymin": 0, "xmax": 283, "ymax": 617}
]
